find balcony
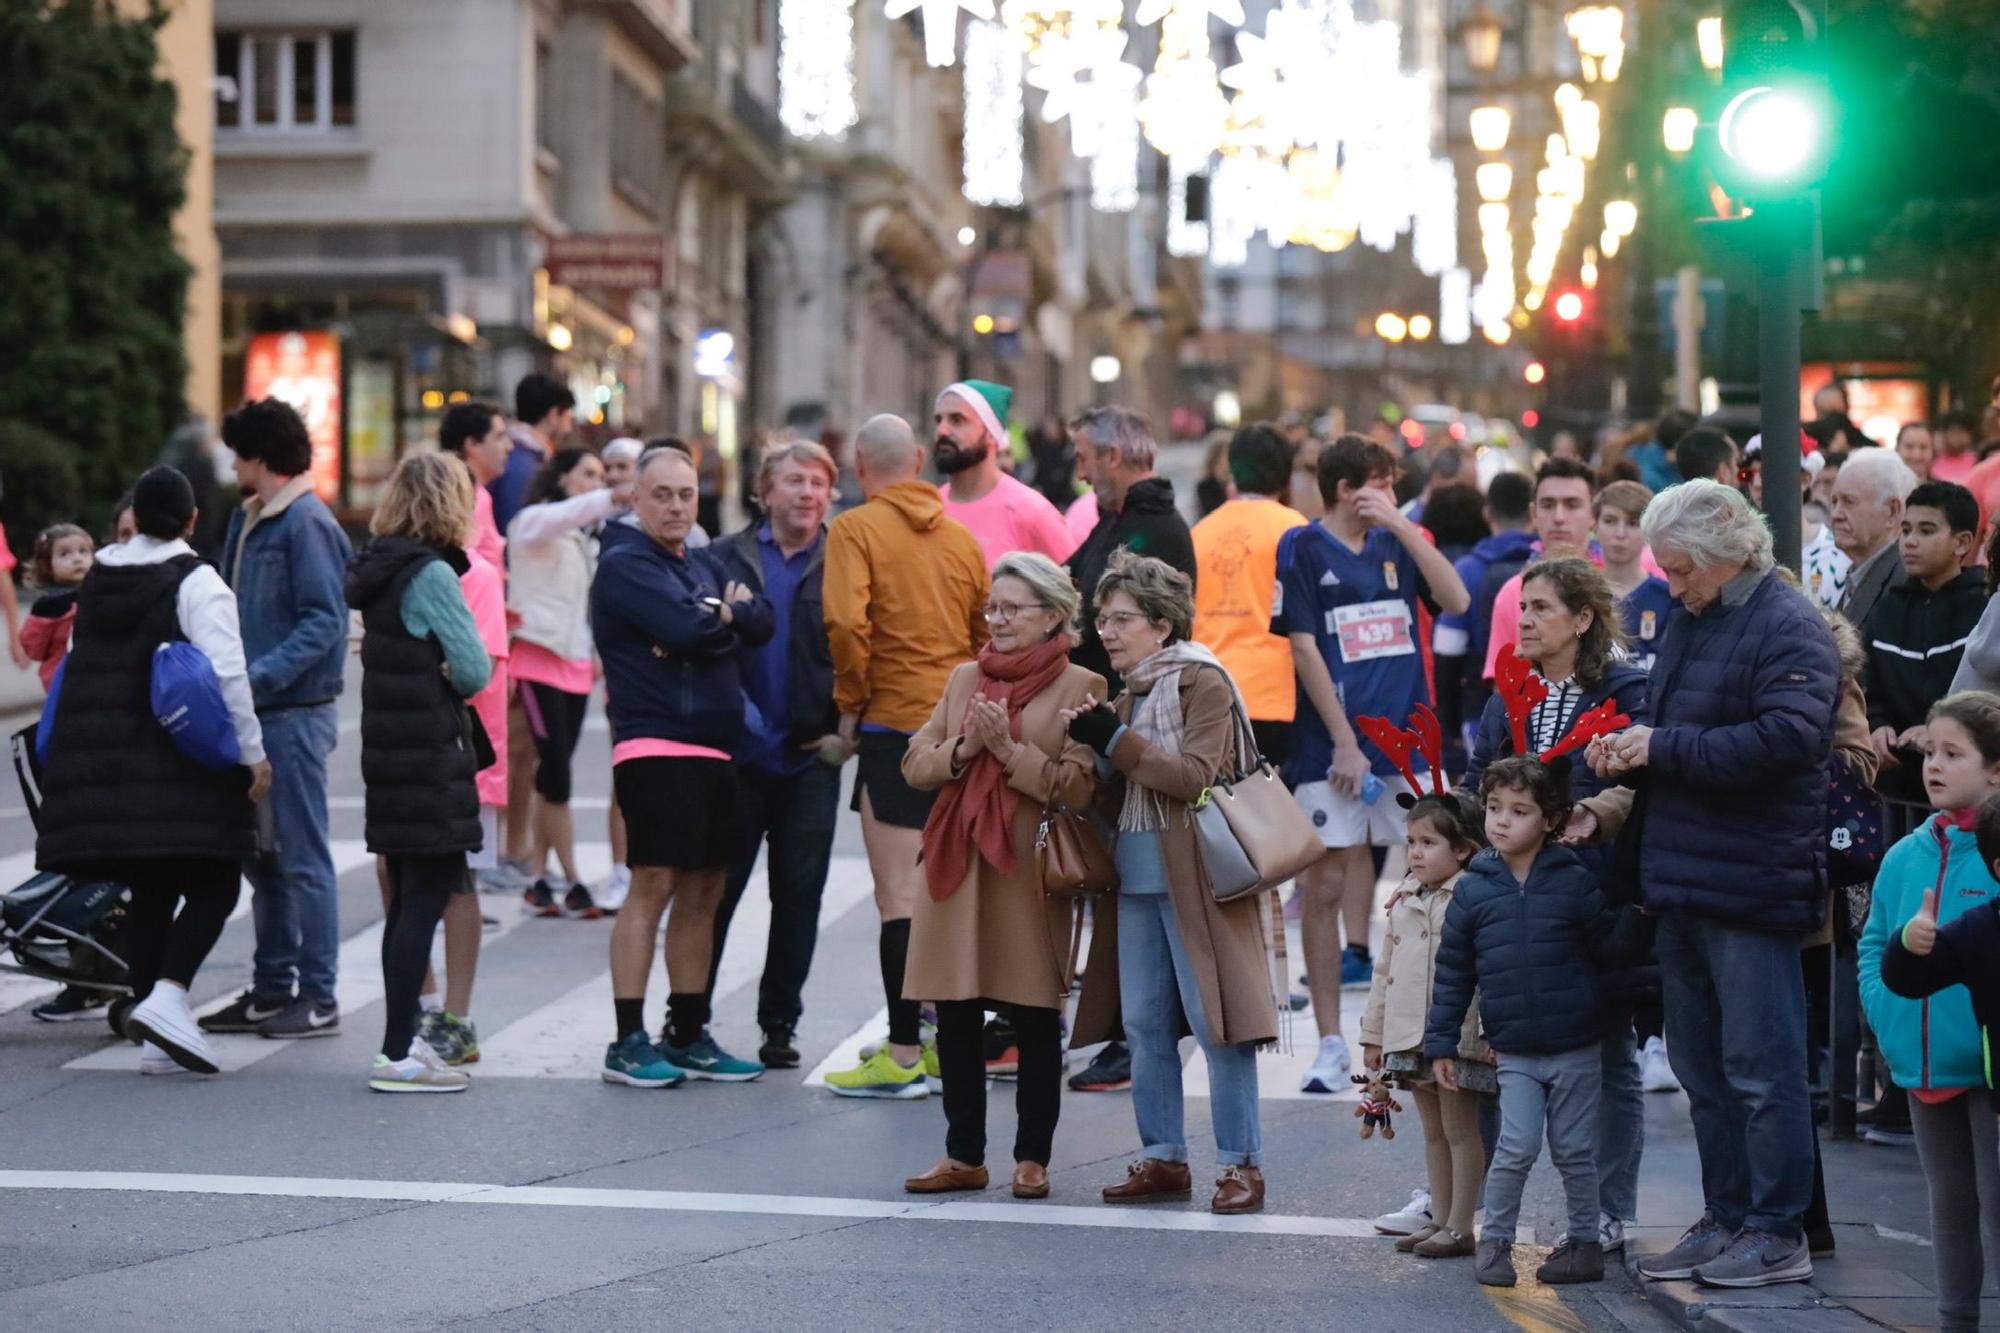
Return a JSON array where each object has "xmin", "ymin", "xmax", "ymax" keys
[{"xmin": 589, "ymin": 0, "xmax": 699, "ymax": 70}]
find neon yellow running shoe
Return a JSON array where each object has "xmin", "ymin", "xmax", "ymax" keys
[
  {"xmin": 825, "ymin": 1046, "xmax": 929, "ymax": 1099},
  {"xmin": 922, "ymin": 1039, "xmax": 942, "ymax": 1093}
]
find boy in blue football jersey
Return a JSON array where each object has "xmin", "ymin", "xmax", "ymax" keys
[
  {"xmin": 1595, "ymin": 480, "xmax": 1674, "ymax": 672},
  {"xmin": 1274, "ymin": 435, "xmax": 1470, "ymax": 1093}
]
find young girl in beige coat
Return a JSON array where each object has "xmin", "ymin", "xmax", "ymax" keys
[{"xmin": 1360, "ymin": 791, "xmax": 1493, "ymax": 1259}]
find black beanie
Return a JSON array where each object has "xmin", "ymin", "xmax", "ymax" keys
[{"xmin": 132, "ymin": 465, "xmax": 197, "ymax": 540}]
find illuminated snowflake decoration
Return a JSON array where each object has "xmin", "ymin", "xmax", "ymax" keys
[{"xmin": 885, "ymin": 0, "xmax": 996, "ymax": 69}]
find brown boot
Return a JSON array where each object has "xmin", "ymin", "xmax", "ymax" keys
[
  {"xmin": 904, "ymin": 1158, "xmax": 989, "ymax": 1193},
  {"xmin": 1012, "ymin": 1162, "xmax": 1050, "ymax": 1199},
  {"xmin": 1102, "ymin": 1158, "xmax": 1192, "ymax": 1204},
  {"xmin": 1211, "ymin": 1165, "xmax": 1265, "ymax": 1214}
]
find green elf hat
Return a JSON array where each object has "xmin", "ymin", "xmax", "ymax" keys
[{"xmin": 936, "ymin": 379, "xmax": 1013, "ymax": 446}]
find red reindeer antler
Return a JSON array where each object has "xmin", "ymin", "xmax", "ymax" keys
[
  {"xmin": 1492, "ymin": 646, "xmax": 1549, "ymax": 754},
  {"xmin": 1354, "ymin": 715, "xmax": 1425, "ymax": 796},
  {"xmin": 1410, "ymin": 704, "xmax": 1449, "ymax": 797},
  {"xmin": 1538, "ymin": 697, "xmax": 1633, "ymax": 762}
]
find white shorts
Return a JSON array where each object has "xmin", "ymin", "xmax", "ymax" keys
[
  {"xmin": 466, "ymin": 806, "xmax": 500, "ymax": 871},
  {"xmin": 1295, "ymin": 777, "xmax": 1412, "ymax": 849}
]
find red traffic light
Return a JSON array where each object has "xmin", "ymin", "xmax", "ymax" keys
[
  {"xmin": 1553, "ymin": 291, "xmax": 1586, "ymax": 322},
  {"xmin": 1522, "ymin": 409, "xmax": 1541, "ymax": 428}
]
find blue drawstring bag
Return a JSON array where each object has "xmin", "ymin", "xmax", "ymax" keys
[
  {"xmin": 151, "ymin": 641, "xmax": 241, "ymax": 770},
  {"xmin": 34, "ymin": 655, "xmax": 65, "ymax": 767}
]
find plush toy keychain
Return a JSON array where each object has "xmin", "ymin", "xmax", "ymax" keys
[{"xmin": 1352, "ymin": 1072, "xmax": 1402, "ymax": 1140}]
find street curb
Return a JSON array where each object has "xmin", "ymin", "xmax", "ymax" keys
[{"xmin": 1621, "ymin": 1251, "xmax": 1886, "ymax": 1330}]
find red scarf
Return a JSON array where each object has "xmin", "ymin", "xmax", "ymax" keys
[{"xmin": 921, "ymin": 635, "xmax": 1073, "ymax": 902}]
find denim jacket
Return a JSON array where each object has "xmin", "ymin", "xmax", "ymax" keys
[{"xmin": 221, "ymin": 480, "xmax": 353, "ymax": 711}]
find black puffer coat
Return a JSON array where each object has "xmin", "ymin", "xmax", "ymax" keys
[{"xmin": 1423, "ymin": 845, "xmax": 1631, "ymax": 1058}]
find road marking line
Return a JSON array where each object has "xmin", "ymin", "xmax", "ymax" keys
[{"xmin": 0, "ymin": 1169, "xmax": 1385, "ymax": 1238}]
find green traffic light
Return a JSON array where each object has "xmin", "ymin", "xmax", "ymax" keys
[{"xmin": 1718, "ymin": 85, "xmax": 1820, "ymax": 182}]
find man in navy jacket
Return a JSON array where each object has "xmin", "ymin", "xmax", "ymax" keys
[{"xmin": 1591, "ymin": 480, "xmax": 1839, "ymax": 1292}]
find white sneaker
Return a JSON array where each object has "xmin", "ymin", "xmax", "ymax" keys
[
  {"xmin": 597, "ymin": 864, "xmax": 631, "ymax": 914},
  {"xmin": 1640, "ymin": 1037, "xmax": 1681, "ymax": 1093},
  {"xmin": 370, "ymin": 1036, "xmax": 471, "ymax": 1093},
  {"xmin": 1300, "ymin": 1033, "xmax": 1353, "ymax": 1093},
  {"xmin": 127, "ymin": 986, "xmax": 219, "ymax": 1074},
  {"xmin": 139, "ymin": 1042, "xmax": 187, "ymax": 1077},
  {"xmin": 1373, "ymin": 1187, "xmax": 1434, "ymax": 1235},
  {"xmin": 1600, "ymin": 1213, "xmax": 1627, "ymax": 1251}
]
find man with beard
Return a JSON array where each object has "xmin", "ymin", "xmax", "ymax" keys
[{"xmin": 933, "ymin": 380, "xmax": 1075, "ymax": 569}]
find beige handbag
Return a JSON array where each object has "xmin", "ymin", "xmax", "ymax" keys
[{"xmin": 1194, "ymin": 696, "xmax": 1325, "ymax": 902}]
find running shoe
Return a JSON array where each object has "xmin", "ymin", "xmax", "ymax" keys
[
  {"xmin": 421, "ymin": 1011, "xmax": 480, "ymax": 1065},
  {"xmin": 602, "ymin": 1031, "xmax": 686, "ymax": 1088},
  {"xmin": 478, "ymin": 857, "xmax": 535, "ymax": 894},
  {"xmin": 1693, "ymin": 1229, "xmax": 1812, "ymax": 1289},
  {"xmin": 825, "ymin": 1047, "xmax": 929, "ymax": 1099},
  {"xmin": 1640, "ymin": 1036, "xmax": 1681, "ymax": 1093},
  {"xmin": 198, "ymin": 991, "xmax": 290, "ymax": 1034},
  {"xmin": 1339, "ymin": 945, "xmax": 1374, "ymax": 988},
  {"xmin": 522, "ymin": 879, "xmax": 563, "ymax": 917},
  {"xmin": 32, "ymin": 986, "xmax": 109, "ymax": 1022},
  {"xmin": 370, "ymin": 1036, "xmax": 471, "ymax": 1093},
  {"xmin": 984, "ymin": 1012, "xmax": 1019, "ymax": 1077},
  {"xmin": 759, "ymin": 1025, "xmax": 800, "ymax": 1070},
  {"xmin": 1300, "ymin": 1033, "xmax": 1352, "ymax": 1093},
  {"xmin": 1068, "ymin": 1041, "xmax": 1132, "ymax": 1092},
  {"xmin": 127, "ymin": 985, "xmax": 219, "ymax": 1074},
  {"xmin": 597, "ymin": 865, "xmax": 631, "ymax": 915},
  {"xmin": 1599, "ymin": 1214, "xmax": 1627, "ymax": 1253},
  {"xmin": 659, "ymin": 1029, "xmax": 764, "ymax": 1082},
  {"xmin": 258, "ymin": 996, "xmax": 340, "ymax": 1038},
  {"xmin": 563, "ymin": 882, "xmax": 601, "ymax": 919},
  {"xmin": 1373, "ymin": 1188, "xmax": 1433, "ymax": 1235}
]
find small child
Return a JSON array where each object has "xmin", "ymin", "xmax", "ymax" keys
[
  {"xmin": 1360, "ymin": 789, "xmax": 1493, "ymax": 1260},
  {"xmin": 1426, "ymin": 754, "xmax": 1632, "ymax": 1289},
  {"xmin": 1862, "ymin": 693, "xmax": 2000, "ymax": 1333},
  {"xmin": 20, "ymin": 523, "xmax": 93, "ymax": 689}
]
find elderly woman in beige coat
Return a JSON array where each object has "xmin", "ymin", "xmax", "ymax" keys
[
  {"xmin": 900, "ymin": 552, "xmax": 1106, "ymax": 1201},
  {"xmin": 1065, "ymin": 551, "xmax": 1281, "ymax": 1216}
]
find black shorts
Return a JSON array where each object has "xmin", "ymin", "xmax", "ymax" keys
[
  {"xmin": 849, "ymin": 730, "xmax": 936, "ymax": 830},
  {"xmin": 612, "ymin": 757, "xmax": 740, "ymax": 869},
  {"xmin": 1251, "ymin": 719, "xmax": 1292, "ymax": 772}
]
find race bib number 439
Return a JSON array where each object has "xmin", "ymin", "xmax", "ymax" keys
[{"xmin": 1330, "ymin": 599, "xmax": 1415, "ymax": 663}]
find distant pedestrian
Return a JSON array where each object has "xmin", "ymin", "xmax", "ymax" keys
[
  {"xmin": 490, "ymin": 372, "xmax": 575, "ymax": 536},
  {"xmin": 438, "ymin": 399, "xmax": 513, "ymax": 569}
]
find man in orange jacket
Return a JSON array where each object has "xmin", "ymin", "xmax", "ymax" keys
[{"xmin": 822, "ymin": 413, "xmax": 989, "ymax": 1098}]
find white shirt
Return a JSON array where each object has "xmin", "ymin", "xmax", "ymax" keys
[
  {"xmin": 1802, "ymin": 522, "xmax": 1852, "ymax": 612},
  {"xmin": 95, "ymin": 536, "xmax": 266, "ymax": 765}
]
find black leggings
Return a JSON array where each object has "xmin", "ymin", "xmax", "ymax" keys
[
  {"xmin": 519, "ymin": 680, "xmax": 590, "ymax": 804},
  {"xmin": 935, "ymin": 1000, "xmax": 1063, "ymax": 1167},
  {"xmin": 118, "ymin": 859, "xmax": 241, "ymax": 1000},
  {"xmin": 380, "ymin": 854, "xmax": 463, "ymax": 1060}
]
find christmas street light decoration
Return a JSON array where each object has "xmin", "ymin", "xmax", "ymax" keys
[
  {"xmin": 779, "ymin": 0, "xmax": 859, "ymax": 138},
  {"xmin": 886, "ymin": 0, "xmax": 996, "ymax": 68},
  {"xmin": 1565, "ymin": 5, "xmax": 1625, "ymax": 82},
  {"xmin": 962, "ymin": 18, "xmax": 1027, "ymax": 205},
  {"xmin": 1133, "ymin": 0, "xmax": 1245, "ymax": 26},
  {"xmin": 1470, "ymin": 104, "xmax": 1511, "ymax": 153},
  {"xmin": 1024, "ymin": 23, "xmax": 1141, "ymax": 157}
]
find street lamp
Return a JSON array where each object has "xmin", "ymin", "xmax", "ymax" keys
[
  {"xmin": 1462, "ymin": 2, "xmax": 1503, "ymax": 74},
  {"xmin": 1603, "ymin": 198, "xmax": 1638, "ymax": 237},
  {"xmin": 1697, "ymin": 15, "xmax": 1724, "ymax": 71},
  {"xmin": 1408, "ymin": 314, "xmax": 1434, "ymax": 340},
  {"xmin": 1375, "ymin": 312, "xmax": 1409, "ymax": 342},
  {"xmin": 1662, "ymin": 105, "xmax": 1698, "ymax": 155},
  {"xmin": 1470, "ymin": 105, "xmax": 1511, "ymax": 152},
  {"xmin": 1089, "ymin": 354, "xmax": 1122, "ymax": 384},
  {"xmin": 1476, "ymin": 162, "xmax": 1513, "ymax": 203}
]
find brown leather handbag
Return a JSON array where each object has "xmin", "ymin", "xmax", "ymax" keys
[{"xmin": 1036, "ymin": 805, "xmax": 1117, "ymax": 898}]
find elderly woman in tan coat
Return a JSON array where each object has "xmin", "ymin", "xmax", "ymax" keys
[
  {"xmin": 1065, "ymin": 551, "xmax": 1280, "ymax": 1215},
  {"xmin": 900, "ymin": 552, "xmax": 1106, "ymax": 1201}
]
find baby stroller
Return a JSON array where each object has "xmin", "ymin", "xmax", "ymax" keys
[{"xmin": 5, "ymin": 724, "xmax": 135, "ymax": 1036}]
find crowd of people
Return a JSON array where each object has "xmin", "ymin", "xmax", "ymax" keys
[{"xmin": 13, "ymin": 370, "xmax": 2000, "ymax": 1328}]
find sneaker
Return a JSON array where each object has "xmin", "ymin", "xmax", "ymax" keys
[
  {"xmin": 984, "ymin": 1013, "xmax": 1019, "ymax": 1077},
  {"xmin": 1599, "ymin": 1213, "xmax": 1627, "ymax": 1252},
  {"xmin": 824, "ymin": 1047, "xmax": 929, "ymax": 1099},
  {"xmin": 597, "ymin": 864, "xmax": 631, "ymax": 915},
  {"xmin": 522, "ymin": 880, "xmax": 563, "ymax": 917},
  {"xmin": 1640, "ymin": 1036, "xmax": 1681, "ymax": 1093},
  {"xmin": 1535, "ymin": 1237, "xmax": 1605, "ymax": 1284},
  {"xmin": 1863, "ymin": 1124, "xmax": 1914, "ymax": 1147},
  {"xmin": 758, "ymin": 1025, "xmax": 800, "ymax": 1070},
  {"xmin": 257, "ymin": 996, "xmax": 340, "ymax": 1039},
  {"xmin": 660, "ymin": 1029, "xmax": 764, "ymax": 1082},
  {"xmin": 601, "ymin": 1031, "xmax": 686, "ymax": 1088},
  {"xmin": 563, "ymin": 882, "xmax": 601, "ymax": 919},
  {"xmin": 139, "ymin": 1041, "xmax": 188, "ymax": 1076},
  {"xmin": 1373, "ymin": 1188, "xmax": 1433, "ymax": 1236},
  {"xmin": 198, "ymin": 991, "xmax": 291, "ymax": 1034},
  {"xmin": 33, "ymin": 986, "xmax": 109, "ymax": 1022},
  {"xmin": 1638, "ymin": 1215, "xmax": 1736, "ymax": 1281},
  {"xmin": 1475, "ymin": 1238, "xmax": 1517, "ymax": 1287},
  {"xmin": 1300, "ymin": 1033, "xmax": 1352, "ymax": 1093},
  {"xmin": 1693, "ymin": 1228, "xmax": 1813, "ymax": 1288},
  {"xmin": 370, "ymin": 1037, "xmax": 471, "ymax": 1093},
  {"xmin": 477, "ymin": 857, "xmax": 535, "ymax": 894},
  {"xmin": 1339, "ymin": 946, "xmax": 1373, "ymax": 989},
  {"xmin": 126, "ymin": 986, "xmax": 219, "ymax": 1074},
  {"xmin": 922, "ymin": 1040, "xmax": 942, "ymax": 1093},
  {"xmin": 1069, "ymin": 1041, "xmax": 1132, "ymax": 1092},
  {"xmin": 421, "ymin": 1011, "xmax": 480, "ymax": 1065}
]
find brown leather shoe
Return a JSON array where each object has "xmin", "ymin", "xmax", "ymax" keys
[
  {"xmin": 1012, "ymin": 1162, "xmax": 1050, "ymax": 1199},
  {"xmin": 1210, "ymin": 1165, "xmax": 1265, "ymax": 1214},
  {"xmin": 1102, "ymin": 1158, "xmax": 1192, "ymax": 1204},
  {"xmin": 904, "ymin": 1159, "xmax": 989, "ymax": 1193}
]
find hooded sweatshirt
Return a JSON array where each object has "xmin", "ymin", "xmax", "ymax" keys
[
  {"xmin": 1068, "ymin": 476, "xmax": 1197, "ymax": 693},
  {"xmin": 824, "ymin": 479, "xmax": 989, "ymax": 733}
]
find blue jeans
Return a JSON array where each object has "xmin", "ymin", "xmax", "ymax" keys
[
  {"xmin": 1598, "ymin": 1016, "xmax": 1645, "ymax": 1223},
  {"xmin": 1484, "ymin": 1046, "xmax": 1602, "ymax": 1245},
  {"xmin": 1118, "ymin": 891, "xmax": 1262, "ymax": 1167},
  {"xmin": 246, "ymin": 703, "xmax": 341, "ymax": 1004},
  {"xmin": 1655, "ymin": 911, "xmax": 1814, "ymax": 1236}
]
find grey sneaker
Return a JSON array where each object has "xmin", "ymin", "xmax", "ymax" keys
[
  {"xmin": 1535, "ymin": 1237, "xmax": 1605, "ymax": 1284},
  {"xmin": 1475, "ymin": 1238, "xmax": 1517, "ymax": 1287},
  {"xmin": 1693, "ymin": 1228, "xmax": 1813, "ymax": 1288},
  {"xmin": 1637, "ymin": 1215, "xmax": 1735, "ymax": 1280}
]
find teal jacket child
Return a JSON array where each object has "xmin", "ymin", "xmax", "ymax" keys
[{"xmin": 1859, "ymin": 814, "xmax": 1999, "ymax": 1094}]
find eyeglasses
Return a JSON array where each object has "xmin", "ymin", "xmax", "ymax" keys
[
  {"xmin": 982, "ymin": 602, "xmax": 1040, "ymax": 623},
  {"xmin": 1095, "ymin": 611, "xmax": 1150, "ymax": 633}
]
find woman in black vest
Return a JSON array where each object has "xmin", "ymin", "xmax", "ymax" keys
[
  {"xmin": 37, "ymin": 467, "xmax": 271, "ymax": 1076},
  {"xmin": 346, "ymin": 454, "xmax": 492, "ymax": 1093}
]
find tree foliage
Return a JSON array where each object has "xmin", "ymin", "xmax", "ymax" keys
[{"xmin": 0, "ymin": 0, "xmax": 189, "ymax": 559}]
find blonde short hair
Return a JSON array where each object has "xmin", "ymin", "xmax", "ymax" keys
[
  {"xmin": 372, "ymin": 452, "xmax": 474, "ymax": 547},
  {"xmin": 991, "ymin": 551, "xmax": 1082, "ymax": 642},
  {"xmin": 756, "ymin": 439, "xmax": 839, "ymax": 500}
]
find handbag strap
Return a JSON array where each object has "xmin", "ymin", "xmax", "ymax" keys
[{"xmin": 1190, "ymin": 665, "xmax": 1262, "ymax": 787}]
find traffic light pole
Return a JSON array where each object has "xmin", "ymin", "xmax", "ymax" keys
[{"xmin": 1758, "ymin": 211, "xmax": 1804, "ymax": 574}]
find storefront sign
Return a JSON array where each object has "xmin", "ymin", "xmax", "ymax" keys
[
  {"xmin": 544, "ymin": 233, "xmax": 670, "ymax": 291},
  {"xmin": 244, "ymin": 331, "xmax": 342, "ymax": 503}
]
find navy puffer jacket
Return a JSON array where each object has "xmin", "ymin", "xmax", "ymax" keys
[
  {"xmin": 1624, "ymin": 569, "xmax": 1839, "ymax": 934},
  {"xmin": 1424, "ymin": 845, "xmax": 1624, "ymax": 1058}
]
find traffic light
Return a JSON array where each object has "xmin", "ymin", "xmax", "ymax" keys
[{"xmin": 1715, "ymin": 0, "xmax": 1828, "ymax": 199}]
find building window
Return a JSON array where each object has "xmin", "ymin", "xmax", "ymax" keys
[
  {"xmin": 534, "ymin": 41, "xmax": 554, "ymax": 154},
  {"xmin": 610, "ymin": 71, "xmax": 664, "ymax": 215},
  {"xmin": 215, "ymin": 30, "xmax": 356, "ymax": 131}
]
